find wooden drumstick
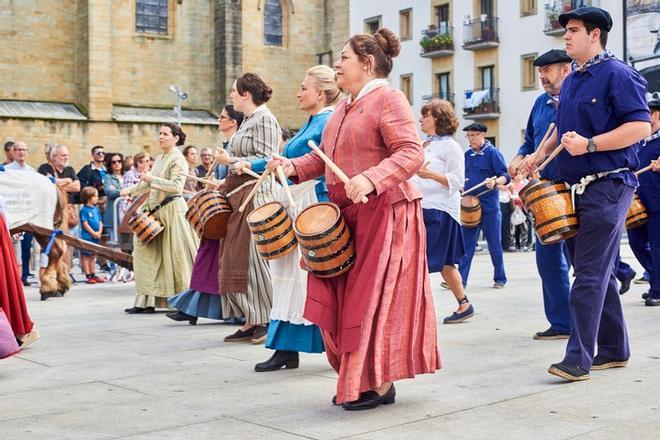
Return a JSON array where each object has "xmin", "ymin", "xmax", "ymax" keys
[
  {"xmin": 238, "ymin": 167, "xmax": 261, "ymax": 180},
  {"xmin": 238, "ymin": 168, "xmax": 271, "ymax": 213},
  {"xmin": 307, "ymin": 140, "xmax": 368, "ymax": 204},
  {"xmin": 535, "ymin": 143, "xmax": 565, "ymax": 173},
  {"xmin": 276, "ymin": 165, "xmax": 296, "ymax": 208},
  {"xmin": 462, "ymin": 176, "xmax": 496, "ymax": 196},
  {"xmin": 634, "ymin": 157, "xmax": 659, "ymax": 176},
  {"xmin": 203, "ymin": 159, "xmax": 218, "ymax": 178},
  {"xmin": 181, "ymin": 173, "xmax": 214, "ymax": 184},
  {"xmin": 524, "ymin": 123, "xmax": 556, "ymax": 179}
]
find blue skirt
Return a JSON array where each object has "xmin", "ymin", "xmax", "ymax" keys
[
  {"xmin": 168, "ymin": 289, "xmax": 223, "ymax": 320},
  {"xmin": 423, "ymin": 208, "xmax": 465, "ymax": 273},
  {"xmin": 265, "ymin": 320, "xmax": 324, "ymax": 353}
]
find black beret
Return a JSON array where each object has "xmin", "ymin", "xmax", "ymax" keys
[
  {"xmin": 559, "ymin": 6, "xmax": 613, "ymax": 32},
  {"xmin": 533, "ymin": 49, "xmax": 572, "ymax": 67},
  {"xmin": 463, "ymin": 122, "xmax": 487, "ymax": 133},
  {"xmin": 649, "ymin": 99, "xmax": 660, "ymax": 110}
]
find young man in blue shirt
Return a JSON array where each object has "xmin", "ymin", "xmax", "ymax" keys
[
  {"xmin": 459, "ymin": 122, "xmax": 509, "ymax": 289},
  {"xmin": 510, "ymin": 49, "xmax": 572, "ymax": 341},
  {"xmin": 529, "ymin": 7, "xmax": 651, "ymax": 381}
]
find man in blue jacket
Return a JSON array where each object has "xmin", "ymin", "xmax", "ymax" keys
[
  {"xmin": 510, "ymin": 49, "xmax": 572, "ymax": 341},
  {"xmin": 459, "ymin": 122, "xmax": 509, "ymax": 289}
]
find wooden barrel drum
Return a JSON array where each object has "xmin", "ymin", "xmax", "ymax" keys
[
  {"xmin": 185, "ymin": 190, "xmax": 232, "ymax": 239},
  {"xmin": 519, "ymin": 179, "xmax": 578, "ymax": 244},
  {"xmin": 128, "ymin": 211, "xmax": 164, "ymax": 245},
  {"xmin": 625, "ymin": 193, "xmax": 648, "ymax": 229},
  {"xmin": 293, "ymin": 202, "xmax": 355, "ymax": 278},
  {"xmin": 460, "ymin": 195, "xmax": 482, "ymax": 229},
  {"xmin": 246, "ymin": 202, "xmax": 297, "ymax": 260}
]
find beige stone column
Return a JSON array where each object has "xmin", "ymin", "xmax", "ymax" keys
[{"xmin": 86, "ymin": 0, "xmax": 114, "ymax": 121}]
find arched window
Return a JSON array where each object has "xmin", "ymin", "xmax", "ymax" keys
[{"xmin": 264, "ymin": 0, "xmax": 283, "ymax": 46}]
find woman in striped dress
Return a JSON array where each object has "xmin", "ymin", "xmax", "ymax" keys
[{"xmin": 214, "ymin": 73, "xmax": 279, "ymax": 344}]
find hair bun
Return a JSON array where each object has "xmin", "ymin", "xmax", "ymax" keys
[{"xmin": 374, "ymin": 28, "xmax": 401, "ymax": 58}]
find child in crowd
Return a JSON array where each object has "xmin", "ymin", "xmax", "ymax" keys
[{"xmin": 79, "ymin": 187, "xmax": 105, "ymax": 284}]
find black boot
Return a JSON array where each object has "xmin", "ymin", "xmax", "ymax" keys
[
  {"xmin": 254, "ymin": 350, "xmax": 299, "ymax": 372},
  {"xmin": 166, "ymin": 311, "xmax": 198, "ymax": 325}
]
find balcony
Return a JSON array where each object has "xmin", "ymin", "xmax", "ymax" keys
[
  {"xmin": 421, "ymin": 93, "xmax": 455, "ymax": 107},
  {"xmin": 462, "ymin": 16, "xmax": 499, "ymax": 50},
  {"xmin": 544, "ymin": 1, "xmax": 598, "ymax": 36},
  {"xmin": 419, "ymin": 26, "xmax": 454, "ymax": 58},
  {"xmin": 462, "ymin": 88, "xmax": 500, "ymax": 120}
]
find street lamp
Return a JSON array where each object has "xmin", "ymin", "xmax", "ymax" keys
[{"xmin": 169, "ymin": 85, "xmax": 188, "ymax": 126}]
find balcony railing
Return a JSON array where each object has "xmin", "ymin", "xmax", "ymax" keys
[
  {"xmin": 463, "ymin": 88, "xmax": 500, "ymax": 120},
  {"xmin": 421, "ymin": 93, "xmax": 456, "ymax": 106},
  {"xmin": 544, "ymin": 1, "xmax": 598, "ymax": 36},
  {"xmin": 462, "ymin": 16, "xmax": 499, "ymax": 50},
  {"xmin": 419, "ymin": 26, "xmax": 454, "ymax": 58}
]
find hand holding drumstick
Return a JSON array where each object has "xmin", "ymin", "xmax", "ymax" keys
[{"xmin": 307, "ymin": 141, "xmax": 369, "ymax": 204}]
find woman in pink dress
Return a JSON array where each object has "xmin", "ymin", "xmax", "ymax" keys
[{"xmin": 270, "ymin": 28, "xmax": 440, "ymax": 410}]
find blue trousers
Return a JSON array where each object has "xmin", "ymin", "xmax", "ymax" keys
[
  {"xmin": 536, "ymin": 237, "xmax": 571, "ymax": 333},
  {"xmin": 20, "ymin": 232, "xmax": 33, "ymax": 279},
  {"xmin": 627, "ymin": 213, "xmax": 660, "ymax": 299},
  {"xmin": 564, "ymin": 180, "xmax": 633, "ymax": 370},
  {"xmin": 459, "ymin": 209, "xmax": 506, "ymax": 286}
]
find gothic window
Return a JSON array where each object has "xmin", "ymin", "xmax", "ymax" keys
[
  {"xmin": 136, "ymin": 0, "xmax": 168, "ymax": 35},
  {"xmin": 264, "ymin": 0, "xmax": 283, "ymax": 46}
]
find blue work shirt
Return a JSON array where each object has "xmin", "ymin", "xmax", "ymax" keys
[
  {"xmin": 79, "ymin": 205, "xmax": 102, "ymax": 243},
  {"xmin": 517, "ymin": 92, "xmax": 559, "ymax": 180},
  {"xmin": 252, "ymin": 110, "xmax": 331, "ymax": 201},
  {"xmin": 638, "ymin": 131, "xmax": 660, "ymax": 213},
  {"xmin": 464, "ymin": 140, "xmax": 510, "ymax": 213},
  {"xmin": 556, "ymin": 57, "xmax": 650, "ymax": 185}
]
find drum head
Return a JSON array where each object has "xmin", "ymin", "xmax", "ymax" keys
[
  {"xmin": 247, "ymin": 202, "xmax": 282, "ymax": 224},
  {"xmin": 296, "ymin": 203, "xmax": 338, "ymax": 235}
]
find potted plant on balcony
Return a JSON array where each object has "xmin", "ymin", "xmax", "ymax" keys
[
  {"xmin": 547, "ymin": 10, "xmax": 560, "ymax": 30},
  {"xmin": 425, "ymin": 23, "xmax": 438, "ymax": 38}
]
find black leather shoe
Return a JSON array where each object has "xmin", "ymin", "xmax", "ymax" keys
[
  {"xmin": 591, "ymin": 354, "xmax": 628, "ymax": 370},
  {"xmin": 21, "ymin": 278, "xmax": 32, "ymax": 287},
  {"xmin": 224, "ymin": 327, "xmax": 256, "ymax": 342},
  {"xmin": 342, "ymin": 384, "xmax": 396, "ymax": 411},
  {"xmin": 254, "ymin": 350, "xmax": 299, "ymax": 372},
  {"xmin": 645, "ymin": 298, "xmax": 660, "ymax": 307},
  {"xmin": 124, "ymin": 306, "xmax": 155, "ymax": 314},
  {"xmin": 642, "ymin": 292, "xmax": 649, "ymax": 300},
  {"xmin": 619, "ymin": 271, "xmax": 636, "ymax": 295},
  {"xmin": 533, "ymin": 328, "xmax": 570, "ymax": 340},
  {"xmin": 166, "ymin": 311, "xmax": 197, "ymax": 325},
  {"xmin": 548, "ymin": 361, "xmax": 590, "ymax": 381}
]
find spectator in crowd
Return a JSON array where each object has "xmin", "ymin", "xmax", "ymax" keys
[
  {"xmin": 123, "ymin": 155, "xmax": 134, "ymax": 173},
  {"xmin": 2, "ymin": 141, "xmax": 14, "ymax": 165},
  {"xmin": 37, "ymin": 144, "xmax": 80, "ymax": 204},
  {"xmin": 102, "ymin": 153, "xmax": 124, "ymax": 243},
  {"xmin": 5, "ymin": 142, "xmax": 36, "ymax": 286},
  {"xmin": 79, "ymin": 187, "xmax": 105, "ymax": 284},
  {"xmin": 78, "ymin": 145, "xmax": 107, "ymax": 198},
  {"xmin": 498, "ymin": 183, "xmax": 514, "ymax": 251},
  {"xmin": 196, "ymin": 147, "xmax": 214, "ymax": 177}
]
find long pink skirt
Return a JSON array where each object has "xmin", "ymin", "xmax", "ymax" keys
[{"xmin": 304, "ymin": 186, "xmax": 440, "ymax": 404}]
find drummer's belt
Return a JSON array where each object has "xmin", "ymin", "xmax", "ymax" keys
[
  {"xmin": 570, "ymin": 167, "xmax": 629, "ymax": 206},
  {"xmin": 148, "ymin": 195, "xmax": 182, "ymax": 215}
]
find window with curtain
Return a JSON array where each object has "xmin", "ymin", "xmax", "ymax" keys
[
  {"xmin": 437, "ymin": 72, "xmax": 451, "ymax": 103},
  {"xmin": 136, "ymin": 0, "xmax": 168, "ymax": 35},
  {"xmin": 264, "ymin": 0, "xmax": 283, "ymax": 46}
]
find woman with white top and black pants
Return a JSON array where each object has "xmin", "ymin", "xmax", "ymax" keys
[{"xmin": 411, "ymin": 99, "xmax": 474, "ymax": 323}]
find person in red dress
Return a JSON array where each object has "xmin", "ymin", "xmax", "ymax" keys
[{"xmin": 270, "ymin": 28, "xmax": 440, "ymax": 410}]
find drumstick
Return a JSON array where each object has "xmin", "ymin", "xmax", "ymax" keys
[
  {"xmin": 634, "ymin": 157, "xmax": 659, "ymax": 176},
  {"xmin": 204, "ymin": 159, "xmax": 218, "ymax": 178},
  {"xmin": 239, "ymin": 167, "xmax": 261, "ymax": 180},
  {"xmin": 462, "ymin": 176, "xmax": 496, "ymax": 196},
  {"xmin": 535, "ymin": 143, "xmax": 565, "ymax": 173},
  {"xmin": 182, "ymin": 173, "xmax": 215, "ymax": 184},
  {"xmin": 238, "ymin": 168, "xmax": 271, "ymax": 213},
  {"xmin": 524, "ymin": 123, "xmax": 556, "ymax": 179},
  {"xmin": 307, "ymin": 140, "xmax": 368, "ymax": 204},
  {"xmin": 276, "ymin": 165, "xmax": 296, "ymax": 208}
]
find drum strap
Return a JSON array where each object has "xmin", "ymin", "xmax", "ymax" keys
[
  {"xmin": 570, "ymin": 167, "xmax": 629, "ymax": 207},
  {"xmin": 148, "ymin": 195, "xmax": 181, "ymax": 216}
]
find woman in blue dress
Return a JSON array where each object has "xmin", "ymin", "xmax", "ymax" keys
[{"xmin": 235, "ymin": 65, "xmax": 341, "ymax": 371}]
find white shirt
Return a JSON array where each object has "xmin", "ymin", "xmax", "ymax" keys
[
  {"xmin": 410, "ymin": 136, "xmax": 465, "ymax": 223},
  {"xmin": 4, "ymin": 161, "xmax": 35, "ymax": 172}
]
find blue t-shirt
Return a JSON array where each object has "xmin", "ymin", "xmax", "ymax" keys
[
  {"xmin": 251, "ymin": 110, "xmax": 331, "ymax": 201},
  {"xmin": 464, "ymin": 141, "xmax": 510, "ymax": 213},
  {"xmin": 517, "ymin": 93, "xmax": 559, "ymax": 180},
  {"xmin": 637, "ymin": 131, "xmax": 660, "ymax": 213},
  {"xmin": 556, "ymin": 57, "xmax": 650, "ymax": 185},
  {"xmin": 79, "ymin": 205, "xmax": 102, "ymax": 243}
]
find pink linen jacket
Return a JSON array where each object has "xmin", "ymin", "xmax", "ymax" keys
[{"xmin": 292, "ymin": 86, "xmax": 424, "ymax": 203}]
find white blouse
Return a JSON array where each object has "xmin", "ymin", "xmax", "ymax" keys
[{"xmin": 410, "ymin": 136, "xmax": 465, "ymax": 223}]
